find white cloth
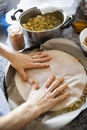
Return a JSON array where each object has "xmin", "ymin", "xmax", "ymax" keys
[
  {"xmin": 17, "ymin": 0, "xmax": 78, "ymax": 10},
  {"xmin": 6, "ymin": 0, "xmax": 80, "ymax": 24},
  {"xmin": 0, "ymin": 88, "xmax": 10, "ymax": 116},
  {"xmin": 17, "ymin": 0, "xmax": 80, "ymax": 15}
]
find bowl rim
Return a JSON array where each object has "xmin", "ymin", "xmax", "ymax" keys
[
  {"xmin": 19, "ymin": 7, "xmax": 66, "ymax": 33},
  {"xmin": 79, "ymin": 28, "xmax": 87, "ymax": 50}
]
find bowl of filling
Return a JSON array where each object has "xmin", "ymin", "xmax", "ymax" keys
[
  {"xmin": 11, "ymin": 7, "xmax": 73, "ymax": 44},
  {"xmin": 79, "ymin": 28, "xmax": 87, "ymax": 53}
]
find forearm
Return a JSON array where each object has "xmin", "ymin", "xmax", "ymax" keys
[
  {"xmin": 0, "ymin": 102, "xmax": 40, "ymax": 130},
  {"xmin": 0, "ymin": 42, "xmax": 16, "ymax": 61}
]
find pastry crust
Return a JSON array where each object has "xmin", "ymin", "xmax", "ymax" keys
[{"xmin": 15, "ymin": 50, "xmax": 87, "ymax": 111}]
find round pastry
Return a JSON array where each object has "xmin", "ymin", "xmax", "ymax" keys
[{"xmin": 15, "ymin": 50, "xmax": 87, "ymax": 111}]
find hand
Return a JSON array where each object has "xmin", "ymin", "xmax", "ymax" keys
[
  {"xmin": 10, "ymin": 51, "xmax": 51, "ymax": 81},
  {"xmin": 27, "ymin": 75, "xmax": 70, "ymax": 114}
]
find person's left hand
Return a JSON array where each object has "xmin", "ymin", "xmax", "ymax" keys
[{"xmin": 9, "ymin": 51, "xmax": 51, "ymax": 81}]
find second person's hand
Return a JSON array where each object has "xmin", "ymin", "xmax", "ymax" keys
[{"xmin": 9, "ymin": 51, "xmax": 51, "ymax": 81}]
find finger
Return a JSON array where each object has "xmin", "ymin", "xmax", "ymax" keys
[
  {"xmin": 30, "ymin": 52, "xmax": 42, "ymax": 56},
  {"xmin": 32, "ymin": 80, "xmax": 39, "ymax": 90},
  {"xmin": 51, "ymin": 83, "xmax": 68, "ymax": 97},
  {"xmin": 28, "ymin": 78, "xmax": 39, "ymax": 90},
  {"xmin": 54, "ymin": 92, "xmax": 70, "ymax": 104},
  {"xmin": 48, "ymin": 77, "xmax": 64, "ymax": 92},
  {"xmin": 18, "ymin": 68, "xmax": 28, "ymax": 81},
  {"xmin": 43, "ymin": 75, "xmax": 55, "ymax": 88},
  {"xmin": 30, "ymin": 63, "xmax": 50, "ymax": 68},
  {"xmin": 32, "ymin": 56, "xmax": 51, "ymax": 63},
  {"xmin": 32, "ymin": 53, "xmax": 49, "ymax": 59}
]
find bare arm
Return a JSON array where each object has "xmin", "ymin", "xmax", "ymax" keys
[
  {"xmin": 0, "ymin": 42, "xmax": 51, "ymax": 81},
  {"xmin": 0, "ymin": 102, "xmax": 40, "ymax": 130},
  {"xmin": 0, "ymin": 75, "xmax": 69, "ymax": 130}
]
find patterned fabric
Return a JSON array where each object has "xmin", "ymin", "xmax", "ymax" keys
[{"xmin": 0, "ymin": 87, "xmax": 10, "ymax": 116}]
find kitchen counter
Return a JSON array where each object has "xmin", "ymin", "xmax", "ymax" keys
[{"xmin": 0, "ymin": 4, "xmax": 87, "ymax": 130}]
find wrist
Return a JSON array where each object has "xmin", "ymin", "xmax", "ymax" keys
[{"xmin": 26, "ymin": 102, "xmax": 41, "ymax": 118}]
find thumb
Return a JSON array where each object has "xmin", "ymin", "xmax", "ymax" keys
[
  {"xmin": 19, "ymin": 68, "xmax": 28, "ymax": 81},
  {"xmin": 28, "ymin": 77, "xmax": 39, "ymax": 90}
]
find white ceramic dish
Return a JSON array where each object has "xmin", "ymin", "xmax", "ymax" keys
[{"xmin": 79, "ymin": 28, "xmax": 87, "ymax": 53}]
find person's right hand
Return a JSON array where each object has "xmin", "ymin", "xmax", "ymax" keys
[{"xmin": 27, "ymin": 75, "xmax": 70, "ymax": 115}]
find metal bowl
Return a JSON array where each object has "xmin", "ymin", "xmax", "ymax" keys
[
  {"xmin": 11, "ymin": 7, "xmax": 74, "ymax": 44},
  {"xmin": 20, "ymin": 7, "xmax": 66, "ymax": 44}
]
